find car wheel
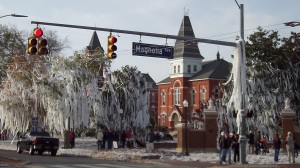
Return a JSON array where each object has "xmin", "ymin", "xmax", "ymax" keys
[
  {"xmin": 38, "ymin": 150, "xmax": 43, "ymax": 155},
  {"xmin": 51, "ymin": 150, "xmax": 57, "ymax": 156},
  {"xmin": 17, "ymin": 144, "xmax": 23, "ymax": 154},
  {"xmin": 29, "ymin": 145, "xmax": 34, "ymax": 155}
]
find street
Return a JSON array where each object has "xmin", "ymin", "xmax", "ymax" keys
[{"xmin": 0, "ymin": 149, "xmax": 177, "ymax": 168}]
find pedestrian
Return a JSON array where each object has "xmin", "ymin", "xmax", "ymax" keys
[
  {"xmin": 107, "ymin": 130, "xmax": 113, "ymax": 150},
  {"xmin": 147, "ymin": 129, "xmax": 155, "ymax": 143},
  {"xmin": 248, "ymin": 130, "xmax": 255, "ymax": 154},
  {"xmin": 232, "ymin": 133, "xmax": 239, "ymax": 163},
  {"xmin": 273, "ymin": 132, "xmax": 281, "ymax": 162},
  {"xmin": 220, "ymin": 132, "xmax": 232, "ymax": 164},
  {"xmin": 254, "ymin": 131, "xmax": 261, "ymax": 154},
  {"xmin": 96, "ymin": 130, "xmax": 103, "ymax": 150},
  {"xmin": 218, "ymin": 131, "xmax": 224, "ymax": 164},
  {"xmin": 121, "ymin": 131, "xmax": 126, "ymax": 148},
  {"xmin": 102, "ymin": 130, "xmax": 107, "ymax": 149},
  {"xmin": 1, "ymin": 129, "xmax": 7, "ymax": 141},
  {"xmin": 294, "ymin": 138, "xmax": 299, "ymax": 158},
  {"xmin": 69, "ymin": 130, "xmax": 75, "ymax": 148},
  {"xmin": 285, "ymin": 131, "xmax": 295, "ymax": 163}
]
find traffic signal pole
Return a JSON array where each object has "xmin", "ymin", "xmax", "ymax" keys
[{"xmin": 31, "ymin": 21, "xmax": 236, "ymax": 47}]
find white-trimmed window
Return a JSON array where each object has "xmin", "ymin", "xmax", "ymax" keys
[
  {"xmin": 214, "ymin": 88, "xmax": 219, "ymax": 99},
  {"xmin": 174, "ymin": 87, "xmax": 180, "ymax": 105},
  {"xmin": 200, "ymin": 87, "xmax": 206, "ymax": 102},
  {"xmin": 191, "ymin": 89, "xmax": 196, "ymax": 105},
  {"xmin": 162, "ymin": 114, "xmax": 166, "ymax": 126},
  {"xmin": 193, "ymin": 65, "xmax": 197, "ymax": 72},
  {"xmin": 187, "ymin": 65, "xmax": 191, "ymax": 73},
  {"xmin": 161, "ymin": 91, "xmax": 166, "ymax": 105},
  {"xmin": 177, "ymin": 65, "xmax": 180, "ymax": 73},
  {"xmin": 174, "ymin": 66, "xmax": 176, "ymax": 74},
  {"xmin": 151, "ymin": 92, "xmax": 155, "ymax": 102}
]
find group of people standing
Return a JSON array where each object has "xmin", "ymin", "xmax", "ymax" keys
[
  {"xmin": 248, "ymin": 130, "xmax": 298, "ymax": 163},
  {"xmin": 96, "ymin": 129, "xmax": 134, "ymax": 150},
  {"xmin": 219, "ymin": 130, "xmax": 298, "ymax": 164},
  {"xmin": 218, "ymin": 131, "xmax": 240, "ymax": 164}
]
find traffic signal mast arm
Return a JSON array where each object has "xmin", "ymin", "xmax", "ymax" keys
[{"xmin": 31, "ymin": 21, "xmax": 236, "ymax": 47}]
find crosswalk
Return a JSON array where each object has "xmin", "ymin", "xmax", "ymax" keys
[{"xmin": 29, "ymin": 163, "xmax": 173, "ymax": 168}]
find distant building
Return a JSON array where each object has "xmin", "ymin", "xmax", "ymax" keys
[
  {"xmin": 157, "ymin": 15, "xmax": 231, "ymax": 128},
  {"xmin": 142, "ymin": 73, "xmax": 158, "ymax": 127},
  {"xmin": 85, "ymin": 31, "xmax": 105, "ymax": 77}
]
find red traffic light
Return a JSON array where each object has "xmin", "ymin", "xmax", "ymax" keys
[
  {"xmin": 108, "ymin": 36, "xmax": 117, "ymax": 43},
  {"xmin": 34, "ymin": 28, "xmax": 43, "ymax": 37}
]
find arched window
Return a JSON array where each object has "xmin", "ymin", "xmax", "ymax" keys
[{"xmin": 173, "ymin": 87, "xmax": 180, "ymax": 105}]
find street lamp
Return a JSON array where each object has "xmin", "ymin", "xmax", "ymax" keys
[
  {"xmin": 0, "ymin": 14, "xmax": 28, "ymax": 19},
  {"xmin": 183, "ymin": 100, "xmax": 189, "ymax": 156},
  {"xmin": 284, "ymin": 21, "xmax": 300, "ymax": 27}
]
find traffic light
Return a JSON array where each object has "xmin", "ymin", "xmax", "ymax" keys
[
  {"xmin": 27, "ymin": 27, "xmax": 48, "ymax": 55},
  {"xmin": 27, "ymin": 36, "xmax": 38, "ymax": 55},
  {"xmin": 107, "ymin": 35, "xmax": 117, "ymax": 59},
  {"xmin": 33, "ymin": 28, "xmax": 48, "ymax": 55}
]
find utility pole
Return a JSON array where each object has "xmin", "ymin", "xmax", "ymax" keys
[{"xmin": 235, "ymin": 1, "xmax": 247, "ymax": 164}]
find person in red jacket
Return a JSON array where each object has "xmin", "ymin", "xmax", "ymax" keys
[{"xmin": 69, "ymin": 130, "xmax": 75, "ymax": 148}]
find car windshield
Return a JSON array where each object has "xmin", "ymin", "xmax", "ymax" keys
[{"xmin": 29, "ymin": 132, "xmax": 50, "ymax": 137}]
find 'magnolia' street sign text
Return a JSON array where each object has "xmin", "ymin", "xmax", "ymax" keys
[{"xmin": 132, "ymin": 42, "xmax": 173, "ymax": 59}]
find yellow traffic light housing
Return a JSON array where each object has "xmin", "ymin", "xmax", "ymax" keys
[
  {"xmin": 27, "ymin": 36, "xmax": 38, "ymax": 55},
  {"xmin": 27, "ymin": 27, "xmax": 48, "ymax": 56},
  {"xmin": 107, "ymin": 35, "xmax": 117, "ymax": 59},
  {"xmin": 38, "ymin": 38, "xmax": 48, "ymax": 55}
]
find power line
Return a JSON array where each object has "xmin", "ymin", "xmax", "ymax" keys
[{"xmin": 204, "ymin": 20, "xmax": 300, "ymax": 40}]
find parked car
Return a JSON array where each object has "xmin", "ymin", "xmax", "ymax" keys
[
  {"xmin": 163, "ymin": 133, "xmax": 174, "ymax": 141},
  {"xmin": 16, "ymin": 131, "xmax": 59, "ymax": 156}
]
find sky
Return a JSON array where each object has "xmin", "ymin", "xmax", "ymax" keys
[
  {"xmin": 0, "ymin": 137, "xmax": 298, "ymax": 165},
  {"xmin": 0, "ymin": 0, "xmax": 299, "ymax": 82}
]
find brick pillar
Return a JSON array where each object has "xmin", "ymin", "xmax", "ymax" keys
[
  {"xmin": 281, "ymin": 99, "xmax": 295, "ymax": 150},
  {"xmin": 203, "ymin": 105, "xmax": 218, "ymax": 152},
  {"xmin": 176, "ymin": 123, "xmax": 190, "ymax": 153}
]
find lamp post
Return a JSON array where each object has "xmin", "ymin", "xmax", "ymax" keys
[
  {"xmin": 0, "ymin": 14, "xmax": 28, "ymax": 19},
  {"xmin": 183, "ymin": 99, "xmax": 189, "ymax": 156}
]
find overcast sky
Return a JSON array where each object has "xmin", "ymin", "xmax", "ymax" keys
[{"xmin": 1, "ymin": 0, "xmax": 299, "ymax": 82}]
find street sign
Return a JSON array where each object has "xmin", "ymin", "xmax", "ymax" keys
[{"xmin": 132, "ymin": 42, "xmax": 173, "ymax": 59}]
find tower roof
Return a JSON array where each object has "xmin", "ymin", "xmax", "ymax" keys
[
  {"xmin": 86, "ymin": 31, "xmax": 104, "ymax": 52},
  {"xmin": 173, "ymin": 15, "xmax": 203, "ymax": 59}
]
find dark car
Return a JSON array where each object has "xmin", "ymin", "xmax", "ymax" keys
[
  {"xmin": 17, "ymin": 131, "xmax": 59, "ymax": 156},
  {"xmin": 163, "ymin": 133, "xmax": 174, "ymax": 141}
]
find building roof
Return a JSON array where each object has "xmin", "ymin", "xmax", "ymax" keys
[
  {"xmin": 173, "ymin": 15, "xmax": 203, "ymax": 59},
  {"xmin": 86, "ymin": 31, "xmax": 104, "ymax": 52},
  {"xmin": 157, "ymin": 59, "xmax": 231, "ymax": 84},
  {"xmin": 189, "ymin": 59, "xmax": 231, "ymax": 80},
  {"xmin": 142, "ymin": 73, "xmax": 156, "ymax": 84}
]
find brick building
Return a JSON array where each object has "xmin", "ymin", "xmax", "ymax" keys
[{"xmin": 157, "ymin": 15, "xmax": 231, "ymax": 128}]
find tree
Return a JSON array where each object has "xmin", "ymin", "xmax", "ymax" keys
[
  {"xmin": 222, "ymin": 28, "xmax": 300, "ymax": 136},
  {"xmin": 0, "ymin": 24, "xmax": 69, "ymax": 83}
]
